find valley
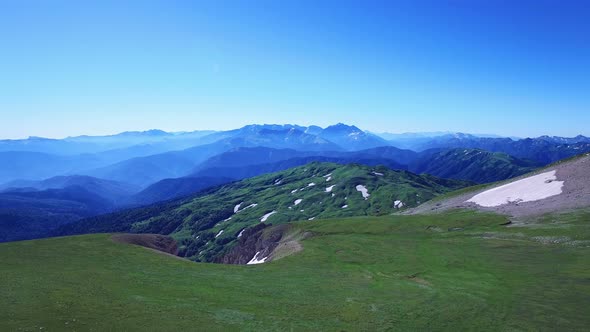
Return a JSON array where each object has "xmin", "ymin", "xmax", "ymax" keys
[
  {"xmin": 2, "ymin": 124, "xmax": 589, "ymax": 331},
  {"xmin": 3, "ymin": 124, "xmax": 590, "ymax": 243},
  {"xmin": 3, "ymin": 2, "xmax": 589, "ymax": 329}
]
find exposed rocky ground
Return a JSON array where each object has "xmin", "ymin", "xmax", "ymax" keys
[{"xmin": 405, "ymin": 154, "xmax": 590, "ymax": 218}]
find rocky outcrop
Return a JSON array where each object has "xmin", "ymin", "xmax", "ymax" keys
[{"xmin": 215, "ymin": 223, "xmax": 292, "ymax": 265}]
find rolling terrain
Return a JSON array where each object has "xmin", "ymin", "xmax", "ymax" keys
[
  {"xmin": 3, "ymin": 124, "xmax": 589, "ymax": 248},
  {"xmin": 3, "ymin": 209, "xmax": 590, "ymax": 330},
  {"xmin": 57, "ymin": 162, "xmax": 471, "ymax": 262},
  {"xmin": 408, "ymin": 148, "xmax": 539, "ymax": 183},
  {"xmin": 0, "ymin": 186, "xmax": 117, "ymax": 242}
]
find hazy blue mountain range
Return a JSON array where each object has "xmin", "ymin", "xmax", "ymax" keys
[
  {"xmin": 2, "ymin": 123, "xmax": 590, "ymax": 243},
  {"xmin": 2, "ymin": 124, "xmax": 588, "ymax": 185},
  {"xmin": 408, "ymin": 148, "xmax": 540, "ymax": 183}
]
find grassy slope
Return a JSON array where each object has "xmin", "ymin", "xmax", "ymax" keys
[
  {"xmin": 2, "ymin": 209, "xmax": 590, "ymax": 331},
  {"xmin": 175, "ymin": 162, "xmax": 469, "ymax": 261},
  {"xmin": 60, "ymin": 162, "xmax": 470, "ymax": 262}
]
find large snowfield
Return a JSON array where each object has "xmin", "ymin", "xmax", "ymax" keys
[{"xmin": 467, "ymin": 170, "xmax": 564, "ymax": 207}]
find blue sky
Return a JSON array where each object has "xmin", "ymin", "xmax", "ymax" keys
[{"xmin": 1, "ymin": 0, "xmax": 588, "ymax": 139}]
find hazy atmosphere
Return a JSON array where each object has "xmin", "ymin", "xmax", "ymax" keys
[{"xmin": 2, "ymin": 2, "xmax": 589, "ymax": 331}]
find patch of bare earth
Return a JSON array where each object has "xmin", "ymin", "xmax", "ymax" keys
[
  {"xmin": 111, "ymin": 234, "xmax": 181, "ymax": 257},
  {"xmin": 405, "ymin": 154, "xmax": 590, "ymax": 218},
  {"xmin": 268, "ymin": 230, "xmax": 313, "ymax": 262}
]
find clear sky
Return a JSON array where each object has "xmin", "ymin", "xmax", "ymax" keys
[{"xmin": 1, "ymin": 0, "xmax": 588, "ymax": 139}]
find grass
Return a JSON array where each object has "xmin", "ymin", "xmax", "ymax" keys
[
  {"xmin": 2, "ymin": 209, "xmax": 590, "ymax": 331},
  {"xmin": 62, "ymin": 162, "xmax": 470, "ymax": 262}
]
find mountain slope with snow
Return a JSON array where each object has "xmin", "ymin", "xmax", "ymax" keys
[
  {"xmin": 56, "ymin": 162, "xmax": 470, "ymax": 262},
  {"xmin": 408, "ymin": 153, "xmax": 590, "ymax": 217}
]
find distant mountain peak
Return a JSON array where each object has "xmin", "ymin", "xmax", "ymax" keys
[{"xmin": 118, "ymin": 129, "xmax": 170, "ymax": 137}]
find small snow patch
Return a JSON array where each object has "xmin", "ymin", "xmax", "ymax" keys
[
  {"xmin": 323, "ymin": 173, "xmax": 332, "ymax": 178},
  {"xmin": 394, "ymin": 200, "xmax": 404, "ymax": 208},
  {"xmin": 325, "ymin": 185, "xmax": 336, "ymax": 193},
  {"xmin": 291, "ymin": 189, "xmax": 298, "ymax": 194},
  {"xmin": 372, "ymin": 171, "xmax": 384, "ymax": 176},
  {"xmin": 294, "ymin": 199, "xmax": 303, "ymax": 206},
  {"xmin": 308, "ymin": 217, "xmax": 316, "ymax": 221},
  {"xmin": 239, "ymin": 203, "xmax": 258, "ymax": 212},
  {"xmin": 237, "ymin": 229, "xmax": 245, "ymax": 238},
  {"xmin": 215, "ymin": 230, "xmax": 224, "ymax": 238},
  {"xmin": 260, "ymin": 211, "xmax": 277, "ymax": 222},
  {"xmin": 308, "ymin": 182, "xmax": 316, "ymax": 187},
  {"xmin": 356, "ymin": 185, "xmax": 370, "ymax": 200},
  {"xmin": 234, "ymin": 202, "xmax": 243, "ymax": 213},
  {"xmin": 466, "ymin": 170, "xmax": 564, "ymax": 207},
  {"xmin": 326, "ymin": 176, "xmax": 332, "ymax": 182},
  {"xmin": 342, "ymin": 205, "xmax": 348, "ymax": 209},
  {"xmin": 247, "ymin": 251, "xmax": 268, "ymax": 265}
]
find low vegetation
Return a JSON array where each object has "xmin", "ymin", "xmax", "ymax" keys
[
  {"xmin": 57, "ymin": 162, "xmax": 471, "ymax": 262},
  {"xmin": 3, "ymin": 209, "xmax": 589, "ymax": 330}
]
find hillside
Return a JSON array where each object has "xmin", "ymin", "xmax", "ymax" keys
[
  {"xmin": 0, "ymin": 175, "xmax": 140, "ymax": 201},
  {"xmin": 409, "ymin": 153, "xmax": 590, "ymax": 217},
  {"xmin": 191, "ymin": 146, "xmax": 414, "ymax": 179},
  {"xmin": 402, "ymin": 134, "xmax": 590, "ymax": 164},
  {"xmin": 128, "ymin": 176, "xmax": 234, "ymax": 205},
  {"xmin": 57, "ymin": 162, "xmax": 471, "ymax": 262},
  {"xmin": 0, "ymin": 186, "xmax": 117, "ymax": 242},
  {"xmin": 3, "ymin": 210, "xmax": 590, "ymax": 330},
  {"xmin": 409, "ymin": 148, "xmax": 539, "ymax": 183}
]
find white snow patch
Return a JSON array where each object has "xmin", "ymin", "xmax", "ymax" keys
[
  {"xmin": 325, "ymin": 185, "xmax": 336, "ymax": 193},
  {"xmin": 348, "ymin": 131, "xmax": 361, "ymax": 140},
  {"xmin": 215, "ymin": 230, "xmax": 224, "ymax": 238},
  {"xmin": 294, "ymin": 199, "xmax": 303, "ymax": 206},
  {"xmin": 260, "ymin": 211, "xmax": 277, "ymax": 222},
  {"xmin": 223, "ymin": 217, "xmax": 232, "ymax": 222},
  {"xmin": 342, "ymin": 205, "xmax": 348, "ymax": 209},
  {"xmin": 237, "ymin": 229, "xmax": 245, "ymax": 238},
  {"xmin": 308, "ymin": 217, "xmax": 316, "ymax": 221},
  {"xmin": 239, "ymin": 203, "xmax": 258, "ymax": 212},
  {"xmin": 466, "ymin": 170, "xmax": 564, "ymax": 207},
  {"xmin": 323, "ymin": 173, "xmax": 332, "ymax": 178},
  {"xmin": 394, "ymin": 200, "xmax": 404, "ymax": 208},
  {"xmin": 291, "ymin": 189, "xmax": 298, "ymax": 194},
  {"xmin": 247, "ymin": 251, "xmax": 268, "ymax": 265},
  {"xmin": 234, "ymin": 202, "xmax": 243, "ymax": 213},
  {"xmin": 308, "ymin": 182, "xmax": 316, "ymax": 187},
  {"xmin": 372, "ymin": 171, "xmax": 384, "ymax": 176},
  {"xmin": 356, "ymin": 185, "xmax": 370, "ymax": 200},
  {"xmin": 300, "ymin": 209, "xmax": 305, "ymax": 212},
  {"xmin": 326, "ymin": 176, "xmax": 332, "ymax": 182},
  {"xmin": 332, "ymin": 193, "xmax": 335, "ymax": 197}
]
